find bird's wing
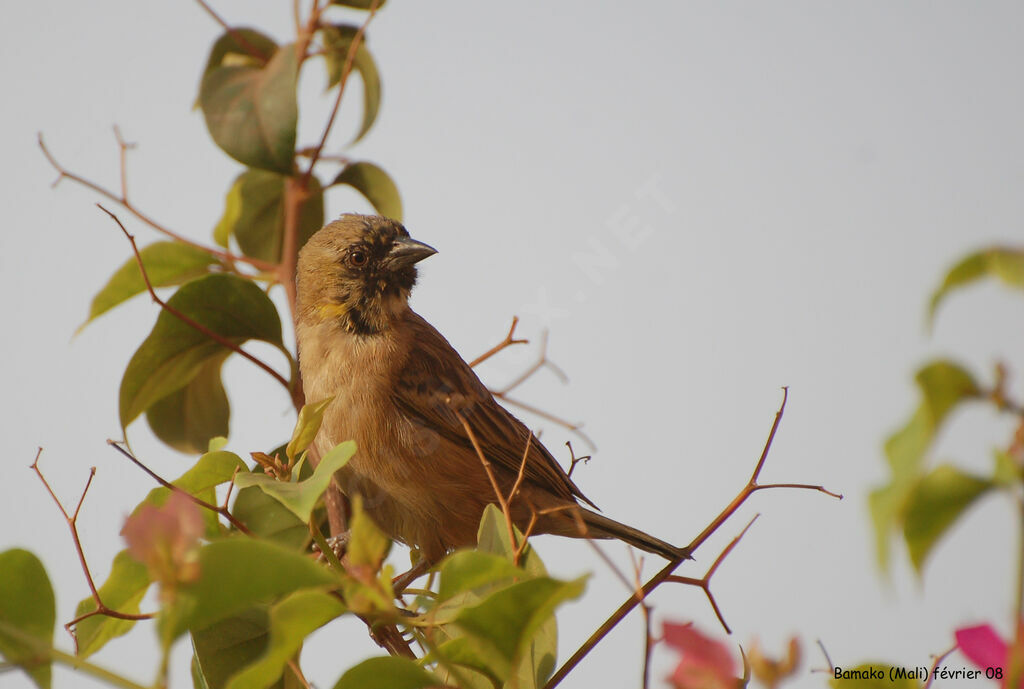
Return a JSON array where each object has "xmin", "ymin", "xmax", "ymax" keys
[{"xmin": 392, "ymin": 311, "xmax": 596, "ymax": 508}]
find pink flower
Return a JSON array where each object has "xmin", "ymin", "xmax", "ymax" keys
[
  {"xmin": 662, "ymin": 621, "xmax": 737, "ymax": 689},
  {"xmin": 955, "ymin": 623, "xmax": 1024, "ymax": 689},
  {"xmin": 122, "ymin": 491, "xmax": 204, "ymax": 591}
]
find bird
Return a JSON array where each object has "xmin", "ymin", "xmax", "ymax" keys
[{"xmin": 295, "ymin": 214, "xmax": 687, "ymax": 565}]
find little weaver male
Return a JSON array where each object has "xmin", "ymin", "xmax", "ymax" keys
[{"xmin": 296, "ymin": 214, "xmax": 685, "ymax": 564}]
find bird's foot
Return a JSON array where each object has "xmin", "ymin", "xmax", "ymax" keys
[{"xmin": 313, "ymin": 531, "xmax": 350, "ymax": 562}]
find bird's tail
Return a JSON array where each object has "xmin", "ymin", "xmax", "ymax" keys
[{"xmin": 579, "ymin": 508, "xmax": 690, "ymax": 561}]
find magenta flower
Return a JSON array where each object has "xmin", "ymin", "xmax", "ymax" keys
[
  {"xmin": 955, "ymin": 623, "xmax": 1023, "ymax": 688},
  {"xmin": 662, "ymin": 621, "xmax": 737, "ymax": 689}
]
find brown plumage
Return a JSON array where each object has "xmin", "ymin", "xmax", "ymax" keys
[{"xmin": 296, "ymin": 214, "xmax": 686, "ymax": 564}]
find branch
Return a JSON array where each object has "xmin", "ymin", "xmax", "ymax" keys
[
  {"xmin": 470, "ymin": 316, "xmax": 528, "ymax": 368},
  {"xmin": 301, "ymin": 0, "xmax": 382, "ymax": 182},
  {"xmin": 31, "ymin": 449, "xmax": 155, "ymax": 648},
  {"xmin": 544, "ymin": 387, "xmax": 843, "ymax": 688},
  {"xmin": 98, "ymin": 204, "xmax": 298, "ymax": 405},
  {"xmin": 107, "ymin": 441, "xmax": 252, "ymax": 535},
  {"xmin": 922, "ymin": 643, "xmax": 959, "ymax": 689},
  {"xmin": 665, "ymin": 515, "xmax": 760, "ymax": 634},
  {"xmin": 193, "ymin": 0, "xmax": 270, "ymax": 62},
  {"xmin": 38, "ymin": 133, "xmax": 275, "ymax": 272}
]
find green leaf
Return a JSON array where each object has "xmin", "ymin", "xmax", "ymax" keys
[
  {"xmin": 928, "ymin": 247, "xmax": 1024, "ymax": 325},
  {"xmin": 452, "ymin": 575, "xmax": 585, "ymax": 683},
  {"xmin": 72, "ymin": 550, "xmax": 150, "ymax": 658},
  {"xmin": 213, "ymin": 169, "xmax": 325, "ymax": 263},
  {"xmin": 437, "ymin": 551, "xmax": 526, "ymax": 602},
  {"xmin": 829, "ymin": 664, "xmax": 920, "ymax": 688},
  {"xmin": 81, "ymin": 242, "xmax": 220, "ymax": 330},
  {"xmin": 286, "ymin": 397, "xmax": 334, "ymax": 462},
  {"xmin": 347, "ymin": 495, "xmax": 391, "ymax": 569},
  {"xmin": 166, "ymin": 538, "xmax": 340, "ymax": 642},
  {"xmin": 903, "ymin": 464, "xmax": 993, "ymax": 573},
  {"xmin": 200, "ymin": 29, "xmax": 277, "ymax": 80},
  {"xmin": 330, "ymin": 162, "xmax": 402, "ymax": 221},
  {"xmin": 192, "ymin": 607, "xmax": 272, "ymax": 689},
  {"xmin": 0, "ymin": 550, "xmax": 54, "ymax": 689},
  {"xmin": 147, "ymin": 352, "xmax": 231, "ymax": 454},
  {"xmin": 231, "ymin": 485, "xmax": 309, "ymax": 550},
  {"xmin": 119, "ymin": 274, "xmax": 283, "ymax": 430},
  {"xmin": 330, "ymin": 0, "xmax": 387, "ymax": 9},
  {"xmin": 872, "ymin": 360, "xmax": 980, "ymax": 571},
  {"xmin": 332, "ymin": 657, "xmax": 440, "ymax": 689},
  {"xmin": 200, "ymin": 43, "xmax": 298, "ymax": 173},
  {"xmin": 225, "ymin": 590, "xmax": 345, "ymax": 689},
  {"xmin": 233, "ymin": 441, "xmax": 355, "ymax": 522},
  {"xmin": 321, "ymin": 25, "xmax": 381, "ymax": 144},
  {"xmin": 476, "ymin": 504, "xmax": 546, "ymax": 577}
]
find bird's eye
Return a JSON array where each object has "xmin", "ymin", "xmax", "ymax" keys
[{"xmin": 348, "ymin": 249, "xmax": 368, "ymax": 267}]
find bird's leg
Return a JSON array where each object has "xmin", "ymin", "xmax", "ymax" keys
[
  {"xmin": 391, "ymin": 558, "xmax": 432, "ymax": 594},
  {"xmin": 313, "ymin": 530, "xmax": 350, "ymax": 562}
]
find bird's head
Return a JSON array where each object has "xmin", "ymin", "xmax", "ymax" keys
[{"xmin": 296, "ymin": 214, "xmax": 437, "ymax": 335}]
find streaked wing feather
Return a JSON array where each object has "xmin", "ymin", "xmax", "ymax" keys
[{"xmin": 393, "ymin": 313, "xmax": 595, "ymax": 508}]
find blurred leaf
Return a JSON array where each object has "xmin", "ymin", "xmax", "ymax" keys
[
  {"xmin": 81, "ymin": 242, "xmax": 220, "ymax": 330},
  {"xmin": 330, "ymin": 162, "xmax": 402, "ymax": 221},
  {"xmin": 904, "ymin": 464, "xmax": 993, "ymax": 572},
  {"xmin": 829, "ymin": 664, "xmax": 918, "ymax": 688},
  {"xmin": 286, "ymin": 397, "xmax": 334, "ymax": 463},
  {"xmin": 884, "ymin": 360, "xmax": 979, "ymax": 479},
  {"xmin": 192, "ymin": 607, "xmax": 272, "ymax": 689},
  {"xmin": 234, "ymin": 441, "xmax": 355, "ymax": 522},
  {"xmin": 0, "ymin": 549, "xmax": 54, "ymax": 689},
  {"xmin": 872, "ymin": 360, "xmax": 980, "ymax": 571},
  {"xmin": 213, "ymin": 169, "xmax": 324, "ymax": 263},
  {"xmin": 147, "ymin": 352, "xmax": 231, "ymax": 454},
  {"xmin": 200, "ymin": 28, "xmax": 277, "ymax": 80},
  {"xmin": 928, "ymin": 247, "xmax": 1024, "ymax": 325},
  {"xmin": 165, "ymin": 538, "xmax": 339, "ymax": 642},
  {"xmin": 347, "ymin": 495, "xmax": 391, "ymax": 570},
  {"xmin": 330, "ymin": 0, "xmax": 387, "ymax": 9},
  {"xmin": 429, "ymin": 636, "xmax": 501, "ymax": 689},
  {"xmin": 477, "ymin": 504, "xmax": 545, "ymax": 576},
  {"xmin": 437, "ymin": 550, "xmax": 526, "ymax": 602},
  {"xmin": 119, "ymin": 274, "xmax": 283, "ymax": 430},
  {"xmin": 232, "ymin": 485, "xmax": 309, "ymax": 550},
  {"xmin": 321, "ymin": 25, "xmax": 381, "ymax": 143},
  {"xmin": 225, "ymin": 590, "xmax": 345, "ymax": 689},
  {"xmin": 73, "ymin": 550, "xmax": 150, "ymax": 658},
  {"xmin": 452, "ymin": 575, "xmax": 584, "ymax": 683},
  {"xmin": 201, "ymin": 43, "xmax": 298, "ymax": 173},
  {"xmin": 993, "ymin": 449, "xmax": 1022, "ymax": 487},
  {"xmin": 332, "ymin": 656, "xmax": 440, "ymax": 689}
]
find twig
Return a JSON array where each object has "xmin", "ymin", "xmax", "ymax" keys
[
  {"xmin": 628, "ymin": 551, "xmax": 654, "ymax": 689},
  {"xmin": 112, "ymin": 126, "xmax": 135, "ymax": 202},
  {"xmin": 544, "ymin": 387, "xmax": 842, "ymax": 688},
  {"xmin": 813, "ymin": 639, "xmax": 835, "ymax": 675},
  {"xmin": 30, "ymin": 449, "xmax": 155, "ymax": 646},
  {"xmin": 494, "ymin": 331, "xmax": 567, "ymax": 395},
  {"xmin": 301, "ymin": 0, "xmax": 382, "ymax": 182},
  {"xmin": 98, "ymin": 204, "xmax": 298, "ymax": 405},
  {"xmin": 922, "ymin": 643, "xmax": 958, "ymax": 689},
  {"xmin": 469, "ymin": 316, "xmax": 529, "ymax": 368},
  {"xmin": 38, "ymin": 133, "xmax": 275, "ymax": 272},
  {"xmin": 495, "ymin": 393, "xmax": 595, "ymax": 450},
  {"xmin": 107, "ymin": 441, "xmax": 252, "ymax": 535},
  {"xmin": 565, "ymin": 441, "xmax": 591, "ymax": 478},
  {"xmin": 665, "ymin": 515, "xmax": 760, "ymax": 634},
  {"xmin": 193, "ymin": 0, "xmax": 269, "ymax": 62}
]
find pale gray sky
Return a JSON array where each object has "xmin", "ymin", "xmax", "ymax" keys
[{"xmin": 4, "ymin": 3, "xmax": 1024, "ymax": 688}]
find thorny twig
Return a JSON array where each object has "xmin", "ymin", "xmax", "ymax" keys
[
  {"xmin": 922, "ymin": 643, "xmax": 959, "ymax": 689},
  {"xmin": 31, "ymin": 449, "xmax": 155, "ymax": 648},
  {"xmin": 566, "ymin": 441, "xmax": 591, "ymax": 479},
  {"xmin": 97, "ymin": 205, "xmax": 299, "ymax": 407},
  {"xmin": 665, "ymin": 515, "xmax": 760, "ymax": 634},
  {"xmin": 628, "ymin": 551, "xmax": 654, "ymax": 689},
  {"xmin": 301, "ymin": 0, "xmax": 382, "ymax": 182},
  {"xmin": 38, "ymin": 133, "xmax": 274, "ymax": 272},
  {"xmin": 544, "ymin": 387, "xmax": 843, "ymax": 689},
  {"xmin": 469, "ymin": 316, "xmax": 528, "ymax": 368},
  {"xmin": 106, "ymin": 441, "xmax": 252, "ymax": 535}
]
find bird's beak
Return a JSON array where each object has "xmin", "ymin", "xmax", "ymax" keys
[{"xmin": 387, "ymin": 236, "xmax": 437, "ymax": 268}]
